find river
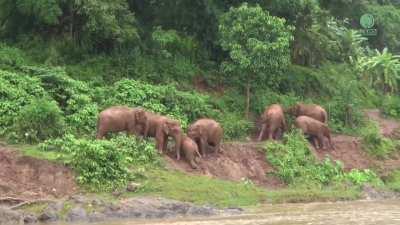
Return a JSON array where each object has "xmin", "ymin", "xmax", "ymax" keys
[{"xmin": 60, "ymin": 200, "xmax": 400, "ymax": 225}]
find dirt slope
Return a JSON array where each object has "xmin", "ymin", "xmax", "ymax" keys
[
  {"xmin": 365, "ymin": 109, "xmax": 400, "ymax": 138},
  {"xmin": 0, "ymin": 147, "xmax": 77, "ymax": 200},
  {"xmin": 168, "ymin": 109, "xmax": 400, "ymax": 185},
  {"xmin": 165, "ymin": 142, "xmax": 283, "ymax": 188}
]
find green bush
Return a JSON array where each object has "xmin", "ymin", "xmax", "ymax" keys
[
  {"xmin": 0, "ymin": 70, "xmax": 47, "ymax": 135},
  {"xmin": 360, "ymin": 121, "xmax": 398, "ymax": 158},
  {"xmin": 12, "ymin": 98, "xmax": 65, "ymax": 143},
  {"xmin": 343, "ymin": 169, "xmax": 383, "ymax": 187},
  {"xmin": 265, "ymin": 130, "xmax": 383, "ymax": 187},
  {"xmin": 384, "ymin": 170, "xmax": 400, "ymax": 192},
  {"xmin": 40, "ymin": 134, "xmax": 160, "ymax": 191},
  {"xmin": 265, "ymin": 130, "xmax": 344, "ymax": 186},
  {"xmin": 382, "ymin": 95, "xmax": 400, "ymax": 118},
  {"xmin": 104, "ymin": 79, "xmax": 219, "ymax": 127},
  {"xmin": 219, "ymin": 113, "xmax": 253, "ymax": 140}
]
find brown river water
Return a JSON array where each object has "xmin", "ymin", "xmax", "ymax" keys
[{"xmin": 57, "ymin": 200, "xmax": 400, "ymax": 225}]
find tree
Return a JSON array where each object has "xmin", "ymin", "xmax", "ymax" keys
[
  {"xmin": 218, "ymin": 3, "xmax": 293, "ymax": 118},
  {"xmin": 357, "ymin": 48, "xmax": 400, "ymax": 94},
  {"xmin": 0, "ymin": 0, "xmax": 139, "ymax": 51}
]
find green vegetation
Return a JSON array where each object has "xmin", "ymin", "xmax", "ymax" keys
[
  {"xmin": 384, "ymin": 170, "xmax": 400, "ymax": 192},
  {"xmin": 360, "ymin": 121, "xmax": 399, "ymax": 159},
  {"xmin": 1, "ymin": 0, "xmax": 400, "ymax": 207},
  {"xmin": 265, "ymin": 131, "xmax": 383, "ymax": 187}
]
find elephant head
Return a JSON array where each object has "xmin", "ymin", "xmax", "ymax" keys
[
  {"xmin": 187, "ymin": 124, "xmax": 202, "ymax": 140},
  {"xmin": 162, "ymin": 119, "xmax": 183, "ymax": 156}
]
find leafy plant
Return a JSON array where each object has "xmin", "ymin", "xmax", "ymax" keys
[
  {"xmin": 12, "ymin": 97, "xmax": 65, "ymax": 143},
  {"xmin": 40, "ymin": 134, "xmax": 160, "ymax": 191},
  {"xmin": 265, "ymin": 130, "xmax": 344, "ymax": 186},
  {"xmin": 360, "ymin": 121, "xmax": 398, "ymax": 159},
  {"xmin": 357, "ymin": 48, "xmax": 400, "ymax": 94}
]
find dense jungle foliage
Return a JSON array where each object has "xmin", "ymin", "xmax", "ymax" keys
[{"xmin": 1, "ymin": 0, "xmax": 400, "ymax": 192}]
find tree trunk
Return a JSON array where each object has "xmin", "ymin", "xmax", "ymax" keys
[{"xmin": 245, "ymin": 82, "xmax": 250, "ymax": 119}]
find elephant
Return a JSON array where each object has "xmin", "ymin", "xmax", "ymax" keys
[
  {"xmin": 187, "ymin": 119, "xmax": 223, "ymax": 157},
  {"xmin": 142, "ymin": 112, "xmax": 183, "ymax": 159},
  {"xmin": 286, "ymin": 103, "xmax": 328, "ymax": 123},
  {"xmin": 96, "ymin": 106, "xmax": 147, "ymax": 139},
  {"xmin": 295, "ymin": 116, "xmax": 335, "ymax": 150},
  {"xmin": 258, "ymin": 104, "xmax": 286, "ymax": 141},
  {"xmin": 180, "ymin": 134, "xmax": 202, "ymax": 169}
]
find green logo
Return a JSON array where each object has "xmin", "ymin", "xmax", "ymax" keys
[{"xmin": 360, "ymin": 14, "xmax": 375, "ymax": 29}]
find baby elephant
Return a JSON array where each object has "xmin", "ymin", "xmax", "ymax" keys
[
  {"xmin": 295, "ymin": 116, "xmax": 334, "ymax": 150},
  {"xmin": 258, "ymin": 104, "xmax": 286, "ymax": 141},
  {"xmin": 180, "ymin": 134, "xmax": 202, "ymax": 169},
  {"xmin": 188, "ymin": 119, "xmax": 223, "ymax": 157},
  {"xmin": 96, "ymin": 106, "xmax": 146, "ymax": 139}
]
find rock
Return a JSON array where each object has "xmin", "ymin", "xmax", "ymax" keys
[
  {"xmin": 47, "ymin": 202, "xmax": 64, "ymax": 212},
  {"xmin": 38, "ymin": 209, "xmax": 58, "ymax": 222},
  {"xmin": 91, "ymin": 199, "xmax": 104, "ymax": 207},
  {"xmin": 126, "ymin": 182, "xmax": 141, "ymax": 192},
  {"xmin": 186, "ymin": 205, "xmax": 216, "ymax": 217},
  {"xmin": 88, "ymin": 212, "xmax": 106, "ymax": 222},
  {"xmin": 66, "ymin": 207, "xmax": 88, "ymax": 222},
  {"xmin": 0, "ymin": 207, "xmax": 23, "ymax": 225},
  {"xmin": 223, "ymin": 207, "xmax": 244, "ymax": 215},
  {"xmin": 23, "ymin": 214, "xmax": 37, "ymax": 224},
  {"xmin": 362, "ymin": 185, "xmax": 400, "ymax": 200},
  {"xmin": 70, "ymin": 195, "xmax": 87, "ymax": 204},
  {"xmin": 112, "ymin": 190, "xmax": 123, "ymax": 197}
]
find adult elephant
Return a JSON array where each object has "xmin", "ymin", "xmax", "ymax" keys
[
  {"xmin": 188, "ymin": 119, "xmax": 223, "ymax": 157},
  {"xmin": 143, "ymin": 112, "xmax": 183, "ymax": 160},
  {"xmin": 258, "ymin": 104, "xmax": 286, "ymax": 141},
  {"xmin": 286, "ymin": 103, "xmax": 328, "ymax": 123},
  {"xmin": 96, "ymin": 106, "xmax": 147, "ymax": 139},
  {"xmin": 295, "ymin": 116, "xmax": 334, "ymax": 150}
]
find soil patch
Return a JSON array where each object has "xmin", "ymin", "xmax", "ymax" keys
[
  {"xmin": 311, "ymin": 135, "xmax": 373, "ymax": 170},
  {"xmin": 0, "ymin": 147, "xmax": 77, "ymax": 200},
  {"xmin": 165, "ymin": 142, "xmax": 283, "ymax": 188},
  {"xmin": 365, "ymin": 109, "xmax": 400, "ymax": 139}
]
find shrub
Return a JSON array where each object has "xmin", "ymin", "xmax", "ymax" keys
[
  {"xmin": 360, "ymin": 121, "xmax": 398, "ymax": 159},
  {"xmin": 0, "ymin": 44, "xmax": 27, "ymax": 70},
  {"xmin": 219, "ymin": 113, "xmax": 253, "ymax": 140},
  {"xmin": 343, "ymin": 169, "xmax": 383, "ymax": 187},
  {"xmin": 384, "ymin": 170, "xmax": 400, "ymax": 192},
  {"xmin": 0, "ymin": 70, "xmax": 47, "ymax": 135},
  {"xmin": 40, "ymin": 134, "xmax": 160, "ymax": 191},
  {"xmin": 12, "ymin": 98, "xmax": 65, "ymax": 143},
  {"xmin": 265, "ymin": 130, "xmax": 344, "ymax": 186},
  {"xmin": 382, "ymin": 95, "xmax": 400, "ymax": 118},
  {"xmin": 104, "ymin": 79, "xmax": 219, "ymax": 127}
]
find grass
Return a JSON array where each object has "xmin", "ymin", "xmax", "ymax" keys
[
  {"xmin": 10, "ymin": 143, "xmax": 365, "ymax": 208},
  {"xmin": 265, "ymin": 186, "xmax": 361, "ymax": 204},
  {"xmin": 384, "ymin": 170, "xmax": 400, "ymax": 192},
  {"xmin": 129, "ymin": 169, "xmax": 269, "ymax": 207}
]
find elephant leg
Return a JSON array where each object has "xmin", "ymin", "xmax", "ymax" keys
[
  {"xmin": 189, "ymin": 160, "xmax": 198, "ymax": 169},
  {"xmin": 310, "ymin": 136, "xmax": 318, "ymax": 149},
  {"xmin": 258, "ymin": 124, "xmax": 267, "ymax": 141},
  {"xmin": 317, "ymin": 134, "xmax": 325, "ymax": 150},
  {"xmin": 200, "ymin": 138, "xmax": 207, "ymax": 157},
  {"xmin": 163, "ymin": 136, "xmax": 168, "ymax": 152},
  {"xmin": 96, "ymin": 129, "xmax": 106, "ymax": 139}
]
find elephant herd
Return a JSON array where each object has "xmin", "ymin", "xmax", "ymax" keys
[
  {"xmin": 96, "ymin": 103, "xmax": 334, "ymax": 169},
  {"xmin": 258, "ymin": 103, "xmax": 334, "ymax": 150},
  {"xmin": 96, "ymin": 106, "xmax": 223, "ymax": 169}
]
